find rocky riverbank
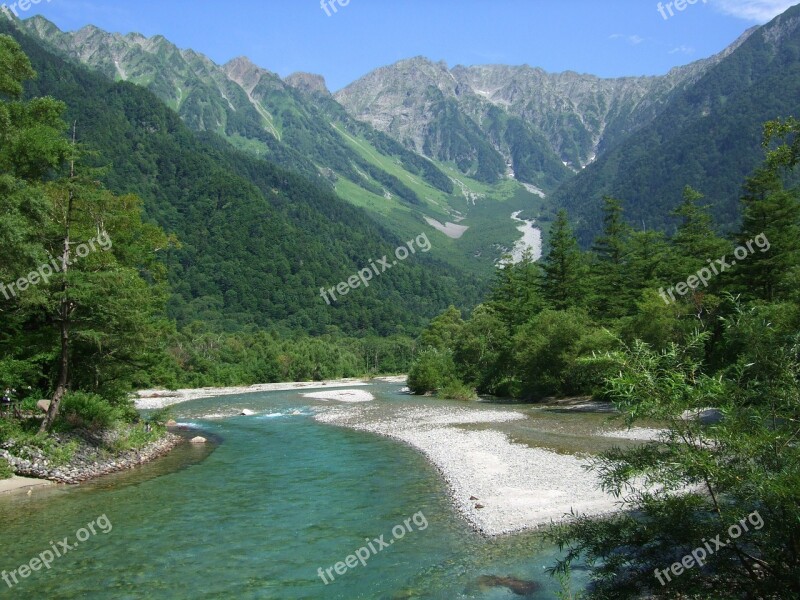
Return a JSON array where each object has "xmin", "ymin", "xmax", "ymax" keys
[
  {"xmin": 315, "ymin": 404, "xmax": 621, "ymax": 536},
  {"xmin": 0, "ymin": 429, "xmax": 183, "ymax": 485}
]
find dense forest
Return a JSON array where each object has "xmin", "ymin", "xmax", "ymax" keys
[
  {"xmin": 0, "ymin": 20, "xmax": 484, "ymax": 339},
  {"xmin": 551, "ymin": 5, "xmax": 800, "ymax": 246},
  {"xmin": 409, "ymin": 119, "xmax": 800, "ymax": 597},
  {"xmin": 0, "ymin": 31, "xmax": 451, "ymax": 431},
  {"xmin": 0, "ymin": 22, "xmax": 493, "ymax": 404}
]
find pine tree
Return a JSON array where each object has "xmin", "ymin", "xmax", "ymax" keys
[
  {"xmin": 730, "ymin": 167, "xmax": 800, "ymax": 302},
  {"xmin": 487, "ymin": 250, "xmax": 543, "ymax": 329},
  {"xmin": 656, "ymin": 187, "xmax": 730, "ymax": 313},
  {"xmin": 589, "ymin": 196, "xmax": 631, "ymax": 320},
  {"xmin": 540, "ymin": 209, "xmax": 588, "ymax": 310}
]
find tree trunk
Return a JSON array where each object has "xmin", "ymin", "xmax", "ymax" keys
[{"xmin": 40, "ymin": 124, "xmax": 76, "ymax": 433}]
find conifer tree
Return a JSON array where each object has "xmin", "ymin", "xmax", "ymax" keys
[
  {"xmin": 590, "ymin": 196, "xmax": 630, "ymax": 320},
  {"xmin": 540, "ymin": 209, "xmax": 588, "ymax": 310}
]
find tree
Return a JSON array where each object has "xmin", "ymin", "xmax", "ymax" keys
[
  {"xmin": 540, "ymin": 209, "xmax": 589, "ymax": 310},
  {"xmin": 512, "ymin": 308, "xmax": 613, "ymax": 399},
  {"xmin": 665, "ymin": 187, "xmax": 730, "ymax": 278},
  {"xmin": 453, "ymin": 304, "xmax": 510, "ymax": 393},
  {"xmin": 38, "ymin": 153, "xmax": 174, "ymax": 430},
  {"xmin": 589, "ymin": 196, "xmax": 631, "ymax": 320},
  {"xmin": 0, "ymin": 34, "xmax": 69, "ymax": 406},
  {"xmin": 729, "ymin": 167, "xmax": 800, "ymax": 302},
  {"xmin": 417, "ymin": 305, "xmax": 464, "ymax": 350},
  {"xmin": 551, "ymin": 323, "xmax": 800, "ymax": 598},
  {"xmin": 487, "ymin": 250, "xmax": 543, "ymax": 329},
  {"xmin": 407, "ymin": 348, "xmax": 457, "ymax": 395}
]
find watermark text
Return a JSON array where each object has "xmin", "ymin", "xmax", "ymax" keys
[
  {"xmin": 320, "ymin": 233, "xmax": 431, "ymax": 305},
  {"xmin": 2, "ymin": 514, "xmax": 112, "ymax": 590},
  {"xmin": 317, "ymin": 511, "xmax": 428, "ymax": 585}
]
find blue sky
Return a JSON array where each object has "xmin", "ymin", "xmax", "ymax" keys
[{"xmin": 14, "ymin": 0, "xmax": 800, "ymax": 91}]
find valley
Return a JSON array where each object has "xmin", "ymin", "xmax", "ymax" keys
[{"xmin": 1, "ymin": 3, "xmax": 799, "ymax": 599}]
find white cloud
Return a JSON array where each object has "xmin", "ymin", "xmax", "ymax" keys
[
  {"xmin": 711, "ymin": 0, "xmax": 800, "ymax": 22},
  {"xmin": 669, "ymin": 45, "xmax": 696, "ymax": 54},
  {"xmin": 609, "ymin": 33, "xmax": 645, "ymax": 45}
]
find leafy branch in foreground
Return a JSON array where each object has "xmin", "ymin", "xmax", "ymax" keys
[{"xmin": 549, "ymin": 314, "xmax": 800, "ymax": 599}]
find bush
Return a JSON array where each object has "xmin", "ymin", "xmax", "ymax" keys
[
  {"xmin": 146, "ymin": 407, "xmax": 173, "ymax": 427},
  {"xmin": 437, "ymin": 380, "xmax": 478, "ymax": 401},
  {"xmin": 59, "ymin": 391, "xmax": 121, "ymax": 431},
  {"xmin": 408, "ymin": 348, "xmax": 457, "ymax": 394},
  {"xmin": 109, "ymin": 422, "xmax": 162, "ymax": 452},
  {"xmin": 0, "ymin": 457, "xmax": 13, "ymax": 479}
]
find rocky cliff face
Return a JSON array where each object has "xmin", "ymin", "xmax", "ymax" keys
[
  {"xmin": 284, "ymin": 72, "xmax": 330, "ymax": 96},
  {"xmin": 334, "ymin": 31, "xmax": 753, "ymax": 171}
]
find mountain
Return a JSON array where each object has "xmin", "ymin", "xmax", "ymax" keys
[
  {"xmin": 0, "ymin": 19, "xmax": 482, "ymax": 335},
  {"xmin": 20, "ymin": 16, "xmax": 551, "ymax": 271},
  {"xmin": 334, "ymin": 43, "xmax": 746, "ymax": 185},
  {"xmin": 548, "ymin": 7, "xmax": 800, "ymax": 244},
  {"xmin": 19, "ymin": 10, "xmax": 791, "ymax": 258}
]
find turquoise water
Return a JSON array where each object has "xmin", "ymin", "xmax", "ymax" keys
[{"xmin": 0, "ymin": 383, "xmax": 585, "ymax": 599}]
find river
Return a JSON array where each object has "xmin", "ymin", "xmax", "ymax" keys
[{"xmin": 0, "ymin": 383, "xmax": 601, "ymax": 599}]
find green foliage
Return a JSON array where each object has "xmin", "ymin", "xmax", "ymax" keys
[
  {"xmin": 551, "ymin": 323, "xmax": 800, "ymax": 598},
  {"xmin": 730, "ymin": 168, "xmax": 800, "ymax": 302},
  {"xmin": 513, "ymin": 309, "xmax": 617, "ymax": 399},
  {"xmin": 109, "ymin": 422, "xmax": 163, "ymax": 453},
  {"xmin": 0, "ymin": 418, "xmax": 79, "ymax": 467},
  {"xmin": 146, "ymin": 407, "xmax": 174, "ymax": 427},
  {"xmin": 540, "ymin": 209, "xmax": 589, "ymax": 310},
  {"xmin": 2, "ymin": 21, "xmax": 481, "ymax": 336},
  {"xmin": 59, "ymin": 391, "xmax": 122, "ymax": 431},
  {"xmin": 417, "ymin": 306, "xmax": 464, "ymax": 351},
  {"xmin": 453, "ymin": 305, "xmax": 511, "ymax": 393},
  {"xmin": 436, "ymin": 380, "xmax": 477, "ymax": 401},
  {"xmin": 589, "ymin": 197, "xmax": 632, "ymax": 321},
  {"xmin": 0, "ymin": 457, "xmax": 12, "ymax": 479},
  {"xmin": 407, "ymin": 348, "xmax": 457, "ymax": 395}
]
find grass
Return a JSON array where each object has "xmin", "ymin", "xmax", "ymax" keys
[
  {"xmin": 437, "ymin": 380, "xmax": 479, "ymax": 401},
  {"xmin": 108, "ymin": 422, "xmax": 165, "ymax": 453},
  {"xmin": 0, "ymin": 418, "xmax": 80, "ymax": 467},
  {"xmin": 0, "ymin": 394, "xmax": 168, "ymax": 471},
  {"xmin": 0, "ymin": 457, "xmax": 12, "ymax": 479}
]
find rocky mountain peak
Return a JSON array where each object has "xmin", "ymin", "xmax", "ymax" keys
[{"xmin": 284, "ymin": 72, "xmax": 330, "ymax": 96}]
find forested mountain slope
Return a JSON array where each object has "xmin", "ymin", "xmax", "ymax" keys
[
  {"xmin": 2, "ymin": 20, "xmax": 481, "ymax": 335},
  {"xmin": 549, "ymin": 5, "xmax": 800, "ymax": 244}
]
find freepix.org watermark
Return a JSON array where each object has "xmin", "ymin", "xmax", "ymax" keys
[
  {"xmin": 320, "ymin": 0, "xmax": 350, "ymax": 17},
  {"xmin": 319, "ymin": 233, "xmax": 431, "ymax": 305},
  {"xmin": 654, "ymin": 510, "xmax": 764, "ymax": 586},
  {"xmin": 657, "ymin": 0, "xmax": 707, "ymax": 20},
  {"xmin": 0, "ymin": 0, "xmax": 52, "ymax": 20},
  {"xmin": 659, "ymin": 233, "xmax": 770, "ymax": 305},
  {"xmin": 317, "ymin": 511, "xmax": 428, "ymax": 585},
  {"xmin": 2, "ymin": 514, "xmax": 112, "ymax": 590},
  {"xmin": 0, "ymin": 232, "xmax": 113, "ymax": 301}
]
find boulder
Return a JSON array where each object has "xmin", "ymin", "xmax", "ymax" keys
[
  {"xmin": 476, "ymin": 575, "xmax": 540, "ymax": 595},
  {"xmin": 240, "ymin": 409, "xmax": 255, "ymax": 416},
  {"xmin": 36, "ymin": 400, "xmax": 51, "ymax": 413},
  {"xmin": 165, "ymin": 419, "xmax": 178, "ymax": 427},
  {"xmin": 681, "ymin": 408, "xmax": 724, "ymax": 425},
  {"xmin": 190, "ymin": 436, "xmax": 207, "ymax": 444}
]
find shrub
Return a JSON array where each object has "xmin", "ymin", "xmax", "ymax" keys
[
  {"xmin": 146, "ymin": 407, "xmax": 174, "ymax": 427},
  {"xmin": 0, "ymin": 457, "xmax": 13, "ymax": 479},
  {"xmin": 408, "ymin": 348, "xmax": 457, "ymax": 394},
  {"xmin": 59, "ymin": 391, "xmax": 121, "ymax": 431},
  {"xmin": 437, "ymin": 380, "xmax": 478, "ymax": 401}
]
